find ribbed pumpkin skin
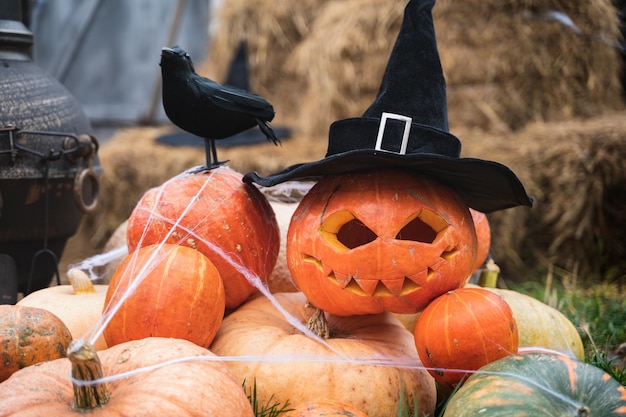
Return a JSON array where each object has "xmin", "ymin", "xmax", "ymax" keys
[
  {"xmin": 0, "ymin": 305, "xmax": 73, "ymax": 382},
  {"xmin": 414, "ymin": 287, "xmax": 519, "ymax": 387},
  {"xmin": 211, "ymin": 292, "xmax": 436, "ymax": 417},
  {"xmin": 287, "ymin": 169, "xmax": 477, "ymax": 315},
  {"xmin": 127, "ymin": 166, "xmax": 280, "ymax": 310},
  {"xmin": 0, "ymin": 337, "xmax": 254, "ymax": 417},
  {"xmin": 443, "ymin": 352, "xmax": 626, "ymax": 416},
  {"xmin": 285, "ymin": 399, "xmax": 369, "ymax": 416},
  {"xmin": 103, "ymin": 244, "xmax": 225, "ymax": 348}
]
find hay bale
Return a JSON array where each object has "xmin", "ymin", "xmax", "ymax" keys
[
  {"xmin": 436, "ymin": 0, "xmax": 625, "ymax": 133},
  {"xmin": 463, "ymin": 112, "xmax": 626, "ymax": 283},
  {"xmin": 198, "ymin": 0, "xmax": 328, "ymax": 127},
  {"xmin": 211, "ymin": 0, "xmax": 622, "ymax": 136},
  {"xmin": 284, "ymin": 0, "xmax": 406, "ymax": 136}
]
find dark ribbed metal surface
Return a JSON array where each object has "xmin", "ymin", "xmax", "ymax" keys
[{"xmin": 0, "ymin": 0, "xmax": 101, "ymax": 296}]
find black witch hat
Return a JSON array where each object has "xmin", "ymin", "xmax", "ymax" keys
[{"xmin": 243, "ymin": 0, "xmax": 532, "ymax": 213}]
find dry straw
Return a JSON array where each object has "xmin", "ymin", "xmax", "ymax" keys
[
  {"xmin": 463, "ymin": 113, "xmax": 626, "ymax": 283},
  {"xmin": 436, "ymin": 0, "xmax": 624, "ymax": 133},
  {"xmin": 205, "ymin": 0, "xmax": 623, "ymax": 137},
  {"xmin": 198, "ymin": 0, "xmax": 328, "ymax": 128}
]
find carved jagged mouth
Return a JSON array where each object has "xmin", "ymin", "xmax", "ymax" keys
[
  {"xmin": 303, "ymin": 254, "xmax": 438, "ymax": 297},
  {"xmin": 327, "ymin": 271, "xmax": 427, "ymax": 297}
]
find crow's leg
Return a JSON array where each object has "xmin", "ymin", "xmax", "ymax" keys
[
  {"xmin": 194, "ymin": 138, "xmax": 227, "ymax": 172},
  {"xmin": 210, "ymin": 139, "xmax": 220, "ymax": 166},
  {"xmin": 202, "ymin": 138, "xmax": 212, "ymax": 168}
]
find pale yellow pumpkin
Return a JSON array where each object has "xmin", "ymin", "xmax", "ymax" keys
[
  {"xmin": 480, "ymin": 286, "xmax": 584, "ymax": 360},
  {"xmin": 18, "ymin": 269, "xmax": 108, "ymax": 350},
  {"xmin": 392, "ymin": 312, "xmax": 420, "ymax": 334},
  {"xmin": 98, "ymin": 219, "xmax": 129, "ymax": 284},
  {"xmin": 267, "ymin": 201, "xmax": 299, "ymax": 293}
]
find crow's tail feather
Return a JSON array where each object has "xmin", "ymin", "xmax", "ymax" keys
[{"xmin": 257, "ymin": 119, "xmax": 280, "ymax": 146}]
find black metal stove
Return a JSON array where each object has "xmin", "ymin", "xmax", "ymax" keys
[{"xmin": 0, "ymin": 0, "xmax": 101, "ymax": 303}]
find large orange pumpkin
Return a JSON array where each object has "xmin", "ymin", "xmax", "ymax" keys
[
  {"xmin": 0, "ymin": 305, "xmax": 73, "ymax": 382},
  {"xmin": 211, "ymin": 292, "xmax": 437, "ymax": 417},
  {"xmin": 0, "ymin": 337, "xmax": 254, "ymax": 416},
  {"xmin": 287, "ymin": 169, "xmax": 477, "ymax": 315},
  {"xmin": 413, "ymin": 287, "xmax": 519, "ymax": 388},
  {"xmin": 285, "ymin": 399, "xmax": 369, "ymax": 417},
  {"xmin": 103, "ymin": 243, "xmax": 225, "ymax": 348},
  {"xmin": 127, "ymin": 166, "xmax": 279, "ymax": 309}
]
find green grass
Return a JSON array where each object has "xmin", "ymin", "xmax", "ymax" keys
[{"xmin": 244, "ymin": 379, "xmax": 293, "ymax": 417}]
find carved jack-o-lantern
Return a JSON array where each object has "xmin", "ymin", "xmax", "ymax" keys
[{"xmin": 287, "ymin": 169, "xmax": 477, "ymax": 315}]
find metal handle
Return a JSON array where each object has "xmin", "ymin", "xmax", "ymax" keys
[{"xmin": 74, "ymin": 166, "xmax": 99, "ymax": 214}]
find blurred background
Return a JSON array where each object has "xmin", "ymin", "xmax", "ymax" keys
[
  {"xmin": 27, "ymin": 0, "xmax": 212, "ymax": 142},
  {"xmin": 3, "ymin": 0, "xmax": 626, "ymax": 297}
]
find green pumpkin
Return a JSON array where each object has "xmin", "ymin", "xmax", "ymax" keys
[{"xmin": 443, "ymin": 351, "xmax": 626, "ymax": 416}]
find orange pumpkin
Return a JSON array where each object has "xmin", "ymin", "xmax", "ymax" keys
[
  {"xmin": 0, "ymin": 337, "xmax": 254, "ymax": 416},
  {"xmin": 0, "ymin": 304, "xmax": 73, "ymax": 382},
  {"xmin": 285, "ymin": 399, "xmax": 369, "ymax": 416},
  {"xmin": 287, "ymin": 169, "xmax": 477, "ymax": 315},
  {"xmin": 211, "ymin": 292, "xmax": 436, "ymax": 417},
  {"xmin": 413, "ymin": 287, "xmax": 519, "ymax": 387},
  {"xmin": 127, "ymin": 166, "xmax": 280, "ymax": 309},
  {"xmin": 469, "ymin": 208, "xmax": 490, "ymax": 271},
  {"xmin": 103, "ymin": 243, "xmax": 225, "ymax": 348}
]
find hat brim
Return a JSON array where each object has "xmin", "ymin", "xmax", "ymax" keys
[{"xmin": 243, "ymin": 150, "xmax": 533, "ymax": 213}]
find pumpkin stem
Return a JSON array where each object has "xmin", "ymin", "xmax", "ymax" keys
[
  {"xmin": 477, "ymin": 258, "xmax": 500, "ymax": 288},
  {"xmin": 305, "ymin": 300, "xmax": 330, "ymax": 339},
  {"xmin": 576, "ymin": 406, "xmax": 590, "ymax": 417},
  {"xmin": 67, "ymin": 268, "xmax": 97, "ymax": 295},
  {"xmin": 67, "ymin": 339, "xmax": 109, "ymax": 409}
]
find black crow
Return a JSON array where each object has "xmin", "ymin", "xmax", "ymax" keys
[{"xmin": 160, "ymin": 46, "xmax": 279, "ymax": 169}]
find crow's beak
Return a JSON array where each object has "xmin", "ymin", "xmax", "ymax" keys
[{"xmin": 161, "ymin": 47, "xmax": 176, "ymax": 57}]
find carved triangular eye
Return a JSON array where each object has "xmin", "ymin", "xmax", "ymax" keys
[
  {"xmin": 337, "ymin": 218, "xmax": 377, "ymax": 249},
  {"xmin": 320, "ymin": 210, "xmax": 377, "ymax": 251},
  {"xmin": 396, "ymin": 209, "xmax": 449, "ymax": 244}
]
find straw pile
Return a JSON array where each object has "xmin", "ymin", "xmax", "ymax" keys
[
  {"xmin": 204, "ymin": 0, "xmax": 624, "ymax": 137},
  {"xmin": 436, "ymin": 0, "xmax": 625, "ymax": 133},
  {"xmin": 198, "ymin": 0, "xmax": 329, "ymax": 128},
  {"xmin": 462, "ymin": 112, "xmax": 626, "ymax": 284},
  {"xmin": 197, "ymin": 0, "xmax": 625, "ymax": 283},
  {"xmin": 283, "ymin": 0, "xmax": 407, "ymax": 136}
]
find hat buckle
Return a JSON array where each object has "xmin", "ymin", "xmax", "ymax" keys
[{"xmin": 375, "ymin": 112, "xmax": 412, "ymax": 155}]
